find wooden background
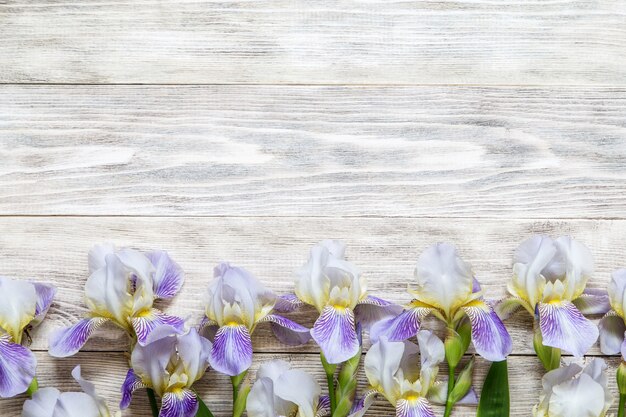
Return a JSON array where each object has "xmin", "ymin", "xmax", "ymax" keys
[{"xmin": 1, "ymin": 1, "xmax": 625, "ymax": 415}]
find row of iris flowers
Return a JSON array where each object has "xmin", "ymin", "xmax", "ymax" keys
[{"xmin": 2, "ymin": 235, "xmax": 625, "ymax": 417}]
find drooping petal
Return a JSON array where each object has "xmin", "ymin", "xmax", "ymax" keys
[
  {"xmin": 31, "ymin": 282, "xmax": 57, "ymax": 326},
  {"xmin": 0, "ymin": 276, "xmax": 38, "ymax": 342},
  {"xmin": 599, "ymin": 311, "xmax": 626, "ymax": 355},
  {"xmin": 176, "ymin": 328, "xmax": 212, "ymax": 384},
  {"xmin": 369, "ymin": 306, "xmax": 430, "ymax": 343},
  {"xmin": 396, "ymin": 398, "xmax": 436, "ymax": 417},
  {"xmin": 354, "ymin": 296, "xmax": 403, "ymax": 329},
  {"xmin": 275, "ymin": 369, "xmax": 321, "ymax": 417},
  {"xmin": 347, "ymin": 390, "xmax": 377, "ymax": 417},
  {"xmin": 209, "ymin": 325, "xmax": 253, "ymax": 376},
  {"xmin": 413, "ymin": 243, "xmax": 474, "ymax": 318},
  {"xmin": 48, "ymin": 318, "xmax": 109, "ymax": 358},
  {"xmin": 273, "ymin": 293, "xmax": 304, "ymax": 313},
  {"xmin": 131, "ymin": 335, "xmax": 177, "ymax": 396},
  {"xmin": 0, "ymin": 334, "xmax": 36, "ymax": 398},
  {"xmin": 120, "ymin": 368, "xmax": 146, "ymax": 409},
  {"xmin": 608, "ymin": 269, "xmax": 626, "ymax": 318},
  {"xmin": 462, "ymin": 300, "xmax": 512, "ymax": 361},
  {"xmin": 198, "ymin": 316, "xmax": 219, "ymax": 341},
  {"xmin": 22, "ymin": 387, "xmax": 61, "ymax": 417},
  {"xmin": 131, "ymin": 309, "xmax": 185, "ymax": 346},
  {"xmin": 247, "ymin": 377, "xmax": 276, "ymax": 417},
  {"xmin": 160, "ymin": 389, "xmax": 199, "ymax": 417},
  {"xmin": 495, "ymin": 297, "xmax": 532, "ymax": 319},
  {"xmin": 572, "ymin": 288, "xmax": 610, "ymax": 315},
  {"xmin": 261, "ymin": 314, "xmax": 312, "ymax": 346},
  {"xmin": 311, "ymin": 306, "xmax": 359, "ymax": 364},
  {"xmin": 538, "ymin": 301, "xmax": 599, "ymax": 357},
  {"xmin": 146, "ymin": 250, "xmax": 184, "ymax": 300}
]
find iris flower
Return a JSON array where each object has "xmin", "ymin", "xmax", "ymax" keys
[
  {"xmin": 0, "ymin": 276, "xmax": 55, "ymax": 398},
  {"xmin": 371, "ymin": 242, "xmax": 512, "ymax": 362},
  {"xmin": 121, "ymin": 328, "xmax": 211, "ymax": 417},
  {"xmin": 247, "ymin": 359, "xmax": 330, "ymax": 417},
  {"xmin": 533, "ymin": 359, "xmax": 612, "ymax": 417},
  {"xmin": 22, "ymin": 365, "xmax": 120, "ymax": 417},
  {"xmin": 498, "ymin": 235, "xmax": 609, "ymax": 359},
  {"xmin": 202, "ymin": 262, "xmax": 311, "ymax": 377},
  {"xmin": 348, "ymin": 331, "xmax": 445, "ymax": 417},
  {"xmin": 293, "ymin": 240, "xmax": 399, "ymax": 364},
  {"xmin": 49, "ymin": 243, "xmax": 185, "ymax": 357}
]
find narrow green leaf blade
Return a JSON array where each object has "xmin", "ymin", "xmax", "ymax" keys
[
  {"xmin": 196, "ymin": 395, "xmax": 215, "ymax": 417},
  {"xmin": 477, "ymin": 360, "xmax": 509, "ymax": 417}
]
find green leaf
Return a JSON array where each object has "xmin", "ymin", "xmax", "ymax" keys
[
  {"xmin": 196, "ymin": 394, "xmax": 215, "ymax": 417},
  {"xmin": 477, "ymin": 360, "xmax": 509, "ymax": 417}
]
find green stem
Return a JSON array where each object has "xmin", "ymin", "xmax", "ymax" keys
[
  {"xmin": 146, "ymin": 388, "xmax": 159, "ymax": 417},
  {"xmin": 444, "ymin": 364, "xmax": 456, "ymax": 417},
  {"xmin": 326, "ymin": 371, "xmax": 337, "ymax": 415},
  {"xmin": 619, "ymin": 394, "xmax": 626, "ymax": 417}
]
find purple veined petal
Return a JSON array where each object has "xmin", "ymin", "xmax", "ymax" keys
[
  {"xmin": 538, "ymin": 301, "xmax": 599, "ymax": 357},
  {"xmin": 160, "ymin": 389, "xmax": 199, "ymax": 417},
  {"xmin": 462, "ymin": 300, "xmax": 512, "ymax": 362},
  {"xmin": 209, "ymin": 325, "xmax": 253, "ymax": 376},
  {"xmin": 354, "ymin": 296, "xmax": 403, "ymax": 330},
  {"xmin": 311, "ymin": 306, "xmax": 359, "ymax": 364},
  {"xmin": 31, "ymin": 282, "xmax": 57, "ymax": 326},
  {"xmin": 572, "ymin": 288, "xmax": 611, "ymax": 315},
  {"xmin": 120, "ymin": 368, "xmax": 146, "ymax": 409},
  {"xmin": 396, "ymin": 397, "xmax": 436, "ymax": 417},
  {"xmin": 369, "ymin": 307, "xmax": 430, "ymax": 344},
  {"xmin": 132, "ymin": 310, "xmax": 185, "ymax": 346},
  {"xmin": 317, "ymin": 394, "xmax": 331, "ymax": 417},
  {"xmin": 146, "ymin": 250, "xmax": 185, "ymax": 300},
  {"xmin": 599, "ymin": 311, "xmax": 626, "ymax": 355},
  {"xmin": 48, "ymin": 317, "xmax": 109, "ymax": 358},
  {"xmin": 273, "ymin": 293, "xmax": 305, "ymax": 313},
  {"xmin": 261, "ymin": 314, "xmax": 312, "ymax": 346},
  {"xmin": 198, "ymin": 316, "xmax": 219, "ymax": 341},
  {"xmin": 347, "ymin": 389, "xmax": 377, "ymax": 417},
  {"xmin": 0, "ymin": 334, "xmax": 36, "ymax": 398}
]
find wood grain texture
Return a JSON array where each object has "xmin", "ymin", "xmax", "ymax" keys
[
  {"xmin": 0, "ymin": 216, "xmax": 622, "ymax": 355},
  {"xmin": 2, "ymin": 85, "xmax": 626, "ymax": 217},
  {"xmin": 1, "ymin": 353, "xmax": 621, "ymax": 417},
  {"xmin": 1, "ymin": 1, "xmax": 625, "ymax": 85}
]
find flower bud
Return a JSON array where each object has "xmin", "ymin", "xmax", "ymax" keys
[
  {"xmin": 445, "ymin": 328, "xmax": 465, "ymax": 369},
  {"xmin": 533, "ymin": 321, "xmax": 561, "ymax": 371},
  {"xmin": 449, "ymin": 356, "xmax": 475, "ymax": 404}
]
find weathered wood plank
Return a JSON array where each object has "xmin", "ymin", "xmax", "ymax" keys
[
  {"xmin": 1, "ymin": 1, "xmax": 625, "ymax": 85},
  {"xmin": 1, "ymin": 85, "xmax": 626, "ymax": 217},
  {"xmin": 1, "ymin": 216, "xmax": 623, "ymax": 355},
  {"xmin": 1, "ymin": 353, "xmax": 621, "ymax": 416}
]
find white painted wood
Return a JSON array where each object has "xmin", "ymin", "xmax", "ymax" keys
[
  {"xmin": 1, "ymin": 1, "xmax": 625, "ymax": 84},
  {"xmin": 1, "ymin": 353, "xmax": 620, "ymax": 417},
  {"xmin": 0, "ymin": 216, "xmax": 621, "ymax": 355},
  {"xmin": 1, "ymin": 85, "xmax": 625, "ymax": 217}
]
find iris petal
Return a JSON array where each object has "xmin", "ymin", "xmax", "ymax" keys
[
  {"xmin": 262, "ymin": 314, "xmax": 312, "ymax": 346},
  {"xmin": 538, "ymin": 301, "xmax": 599, "ymax": 357},
  {"xmin": 370, "ymin": 307, "xmax": 430, "ymax": 343},
  {"xmin": 48, "ymin": 317, "xmax": 109, "ymax": 358},
  {"xmin": 120, "ymin": 368, "xmax": 145, "ymax": 409},
  {"xmin": 572, "ymin": 289, "xmax": 610, "ymax": 315},
  {"xmin": 311, "ymin": 306, "xmax": 359, "ymax": 364},
  {"xmin": 599, "ymin": 311, "xmax": 626, "ymax": 355},
  {"xmin": 0, "ymin": 334, "xmax": 36, "ymax": 398},
  {"xmin": 396, "ymin": 398, "xmax": 436, "ymax": 417},
  {"xmin": 462, "ymin": 300, "xmax": 512, "ymax": 361},
  {"xmin": 31, "ymin": 282, "xmax": 56, "ymax": 326},
  {"xmin": 209, "ymin": 325, "xmax": 253, "ymax": 376},
  {"xmin": 0, "ymin": 277, "xmax": 38, "ymax": 342},
  {"xmin": 160, "ymin": 389, "xmax": 199, "ymax": 417},
  {"xmin": 131, "ymin": 309, "xmax": 185, "ymax": 346},
  {"xmin": 146, "ymin": 250, "xmax": 184, "ymax": 300},
  {"xmin": 354, "ymin": 296, "xmax": 403, "ymax": 330}
]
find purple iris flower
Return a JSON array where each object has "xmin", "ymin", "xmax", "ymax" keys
[
  {"xmin": 371, "ymin": 243, "xmax": 512, "ymax": 362},
  {"xmin": 291, "ymin": 240, "xmax": 401, "ymax": 364},
  {"xmin": 0, "ymin": 276, "xmax": 55, "ymax": 398},
  {"xmin": 201, "ymin": 262, "xmax": 312, "ymax": 377},
  {"xmin": 49, "ymin": 243, "xmax": 185, "ymax": 358}
]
